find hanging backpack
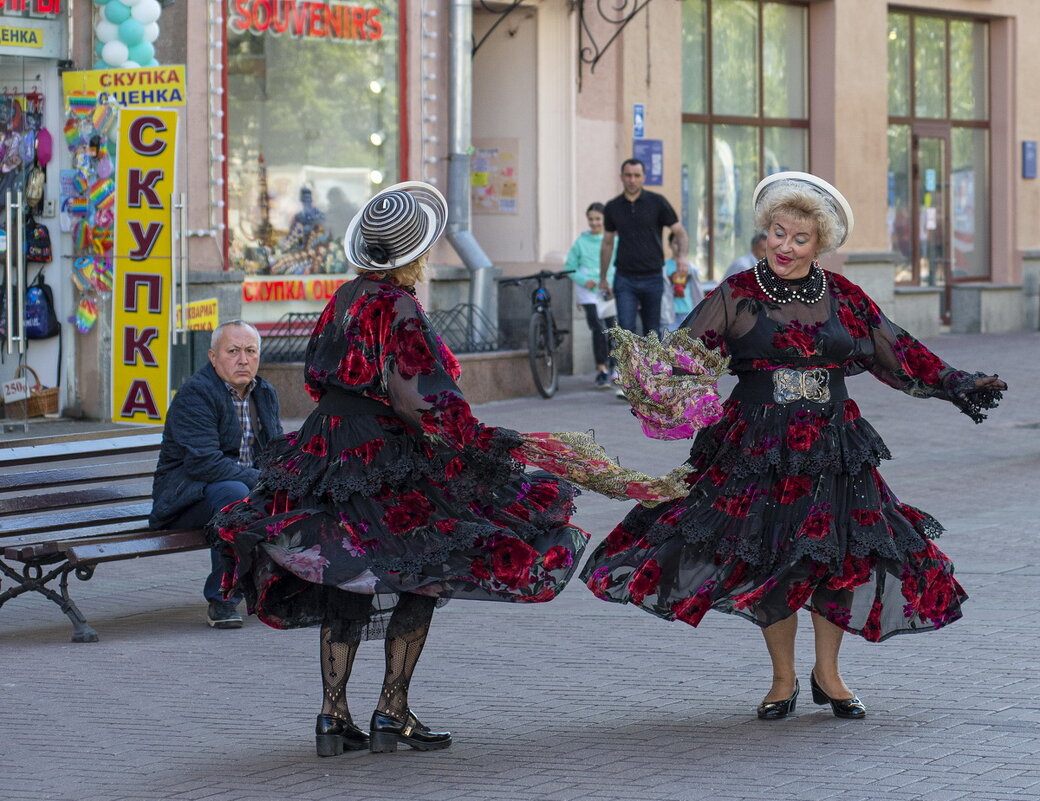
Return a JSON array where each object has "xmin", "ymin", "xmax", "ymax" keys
[
  {"xmin": 25, "ymin": 161, "xmax": 45, "ymax": 208},
  {"xmin": 24, "ymin": 270, "xmax": 60, "ymax": 339},
  {"xmin": 25, "ymin": 215, "xmax": 52, "ymax": 263}
]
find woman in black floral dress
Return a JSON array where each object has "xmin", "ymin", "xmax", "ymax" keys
[
  {"xmin": 214, "ymin": 182, "xmax": 589, "ymax": 755},
  {"xmin": 580, "ymin": 172, "xmax": 1006, "ymax": 720}
]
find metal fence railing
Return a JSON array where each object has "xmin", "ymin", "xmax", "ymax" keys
[
  {"xmin": 425, "ymin": 304, "xmax": 499, "ymax": 353},
  {"xmin": 260, "ymin": 312, "xmax": 321, "ymax": 363},
  {"xmin": 260, "ymin": 305, "xmax": 500, "ymax": 364}
]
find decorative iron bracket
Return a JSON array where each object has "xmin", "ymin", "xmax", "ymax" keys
[
  {"xmin": 577, "ymin": 0, "xmax": 655, "ymax": 89},
  {"xmin": 0, "ymin": 557, "xmax": 99, "ymax": 642},
  {"xmin": 472, "ymin": 0, "xmax": 526, "ymax": 57}
]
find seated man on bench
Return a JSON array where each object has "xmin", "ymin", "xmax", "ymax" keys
[{"xmin": 150, "ymin": 320, "xmax": 283, "ymax": 629}]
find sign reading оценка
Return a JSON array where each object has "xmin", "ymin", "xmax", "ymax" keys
[{"xmin": 61, "ymin": 66, "xmax": 186, "ymax": 109}]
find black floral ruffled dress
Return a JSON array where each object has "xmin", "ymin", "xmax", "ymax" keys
[
  {"xmin": 580, "ymin": 267, "xmax": 999, "ymax": 642},
  {"xmin": 214, "ymin": 276, "xmax": 589, "ymax": 635}
]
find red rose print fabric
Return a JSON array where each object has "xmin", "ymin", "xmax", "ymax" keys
[
  {"xmin": 581, "ymin": 269, "xmax": 994, "ymax": 642},
  {"xmin": 214, "ymin": 276, "xmax": 589, "ymax": 636}
]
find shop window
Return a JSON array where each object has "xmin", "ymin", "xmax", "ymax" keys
[
  {"xmin": 712, "ymin": 124, "xmax": 759, "ymax": 272},
  {"xmin": 681, "ymin": 0, "xmax": 808, "ymax": 279},
  {"xmin": 225, "ymin": 1, "xmax": 401, "ymax": 278},
  {"xmin": 711, "ymin": 0, "xmax": 758, "ymax": 117},
  {"xmin": 681, "ymin": 0, "xmax": 707, "ymax": 115},
  {"xmin": 913, "ymin": 16, "xmax": 946, "ymax": 119},
  {"xmin": 887, "ymin": 124, "xmax": 912, "ymax": 275},
  {"xmin": 950, "ymin": 20, "xmax": 987, "ymax": 121},
  {"xmin": 761, "ymin": 1, "xmax": 805, "ymax": 119},
  {"xmin": 681, "ymin": 123, "xmax": 709, "ymax": 273},
  {"xmin": 887, "ymin": 11, "xmax": 990, "ymax": 287},
  {"xmin": 887, "ymin": 13, "xmax": 910, "ymax": 117},
  {"xmin": 951, "ymin": 127, "xmax": 989, "ymax": 280}
]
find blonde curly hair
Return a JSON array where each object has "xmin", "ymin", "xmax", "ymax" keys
[
  {"xmin": 362, "ymin": 255, "xmax": 428, "ymax": 287},
  {"xmin": 754, "ymin": 182, "xmax": 846, "ymax": 255}
]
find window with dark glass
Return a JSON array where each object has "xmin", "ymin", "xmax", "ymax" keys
[{"xmin": 682, "ymin": 0, "xmax": 809, "ymax": 279}]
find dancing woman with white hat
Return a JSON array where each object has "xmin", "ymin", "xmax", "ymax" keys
[
  {"xmin": 579, "ymin": 172, "xmax": 1006, "ymax": 721},
  {"xmin": 214, "ymin": 182, "xmax": 589, "ymax": 756}
]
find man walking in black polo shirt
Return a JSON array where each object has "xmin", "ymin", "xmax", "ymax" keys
[{"xmin": 599, "ymin": 158, "xmax": 690, "ymax": 339}]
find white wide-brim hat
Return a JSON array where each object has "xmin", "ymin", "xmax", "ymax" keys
[
  {"xmin": 752, "ymin": 171, "xmax": 855, "ymax": 249},
  {"xmin": 344, "ymin": 181, "xmax": 448, "ymax": 271}
]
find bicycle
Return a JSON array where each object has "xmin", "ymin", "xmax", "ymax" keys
[{"xmin": 498, "ymin": 269, "xmax": 574, "ymax": 398}]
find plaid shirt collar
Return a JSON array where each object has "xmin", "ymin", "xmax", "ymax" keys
[{"xmin": 223, "ymin": 379, "xmax": 257, "ymax": 467}]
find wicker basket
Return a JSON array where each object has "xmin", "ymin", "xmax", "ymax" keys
[{"xmin": 3, "ymin": 365, "xmax": 59, "ymax": 418}]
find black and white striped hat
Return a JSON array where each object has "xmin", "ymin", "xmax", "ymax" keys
[{"xmin": 343, "ymin": 181, "xmax": 448, "ymax": 271}]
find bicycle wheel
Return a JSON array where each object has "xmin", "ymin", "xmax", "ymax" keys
[{"xmin": 528, "ymin": 310, "xmax": 559, "ymax": 398}]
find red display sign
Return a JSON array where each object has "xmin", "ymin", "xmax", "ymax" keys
[
  {"xmin": 230, "ymin": 0, "xmax": 383, "ymax": 41},
  {"xmin": 0, "ymin": 0, "xmax": 62, "ymax": 14},
  {"xmin": 242, "ymin": 277, "xmax": 348, "ymax": 303}
]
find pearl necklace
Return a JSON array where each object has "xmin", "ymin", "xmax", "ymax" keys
[{"xmin": 754, "ymin": 259, "xmax": 827, "ymax": 305}]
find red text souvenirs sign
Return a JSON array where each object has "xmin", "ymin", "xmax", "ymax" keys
[
  {"xmin": 0, "ymin": 0, "xmax": 62, "ymax": 15},
  {"xmin": 229, "ymin": 1, "xmax": 383, "ymax": 41},
  {"xmin": 0, "ymin": 0, "xmax": 64, "ymax": 58},
  {"xmin": 112, "ymin": 110, "xmax": 179, "ymax": 424}
]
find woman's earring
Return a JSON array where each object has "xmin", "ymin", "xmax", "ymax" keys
[{"xmin": 810, "ymin": 259, "xmax": 820, "ymax": 270}]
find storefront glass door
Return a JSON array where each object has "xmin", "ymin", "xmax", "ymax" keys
[
  {"xmin": 0, "ymin": 57, "xmax": 64, "ymax": 436},
  {"xmin": 913, "ymin": 129, "xmax": 951, "ymax": 323}
]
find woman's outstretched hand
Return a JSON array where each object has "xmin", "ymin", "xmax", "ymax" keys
[{"xmin": 973, "ymin": 374, "xmax": 1007, "ymax": 392}]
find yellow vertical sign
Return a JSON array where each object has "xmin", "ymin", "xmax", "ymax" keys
[{"xmin": 111, "ymin": 109, "xmax": 179, "ymax": 423}]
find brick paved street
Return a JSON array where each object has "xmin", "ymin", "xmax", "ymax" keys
[{"xmin": 2, "ymin": 332, "xmax": 1038, "ymax": 801}]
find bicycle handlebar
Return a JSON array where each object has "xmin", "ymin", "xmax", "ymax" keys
[{"xmin": 498, "ymin": 269, "xmax": 575, "ymax": 287}]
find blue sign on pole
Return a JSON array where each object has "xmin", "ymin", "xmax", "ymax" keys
[
  {"xmin": 633, "ymin": 103, "xmax": 645, "ymax": 139},
  {"xmin": 633, "ymin": 139, "xmax": 663, "ymax": 186},
  {"xmin": 1024, "ymin": 141, "xmax": 1037, "ymax": 179}
]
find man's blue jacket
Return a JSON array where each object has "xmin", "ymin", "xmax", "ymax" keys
[{"xmin": 149, "ymin": 362, "xmax": 282, "ymax": 529}]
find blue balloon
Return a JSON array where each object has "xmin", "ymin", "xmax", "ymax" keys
[
  {"xmin": 145, "ymin": 59, "xmax": 161, "ymax": 67},
  {"xmin": 103, "ymin": 2, "xmax": 131, "ymax": 24},
  {"xmin": 95, "ymin": 39, "xmax": 105, "ymax": 58},
  {"xmin": 118, "ymin": 18, "xmax": 145, "ymax": 46},
  {"xmin": 94, "ymin": 59, "xmax": 109, "ymax": 69},
  {"xmin": 128, "ymin": 41, "xmax": 155, "ymax": 65},
  {"xmin": 93, "ymin": 0, "xmax": 112, "ymax": 5}
]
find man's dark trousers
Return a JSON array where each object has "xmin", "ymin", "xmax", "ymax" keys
[
  {"xmin": 169, "ymin": 480, "xmax": 250, "ymax": 602},
  {"xmin": 614, "ymin": 271, "xmax": 664, "ymax": 336}
]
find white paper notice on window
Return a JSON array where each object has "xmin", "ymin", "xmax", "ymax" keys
[{"xmin": 2, "ymin": 377, "xmax": 30, "ymax": 404}]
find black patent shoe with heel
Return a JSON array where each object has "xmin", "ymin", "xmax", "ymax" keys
[
  {"xmin": 370, "ymin": 710, "xmax": 452, "ymax": 753},
  {"xmin": 315, "ymin": 714, "xmax": 370, "ymax": 757},
  {"xmin": 810, "ymin": 671, "xmax": 866, "ymax": 719},
  {"xmin": 756, "ymin": 679, "xmax": 799, "ymax": 720}
]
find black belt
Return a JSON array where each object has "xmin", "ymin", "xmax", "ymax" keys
[
  {"xmin": 731, "ymin": 368, "xmax": 848, "ymax": 405},
  {"xmin": 316, "ymin": 388, "xmax": 399, "ymax": 418}
]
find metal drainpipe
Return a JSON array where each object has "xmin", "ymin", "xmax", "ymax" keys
[{"xmin": 446, "ymin": 0, "xmax": 497, "ymax": 346}]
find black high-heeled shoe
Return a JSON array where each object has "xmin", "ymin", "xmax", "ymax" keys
[
  {"xmin": 810, "ymin": 671, "xmax": 866, "ymax": 719},
  {"xmin": 315, "ymin": 714, "xmax": 370, "ymax": 757},
  {"xmin": 370, "ymin": 709, "xmax": 452, "ymax": 753},
  {"xmin": 756, "ymin": 679, "xmax": 799, "ymax": 720}
]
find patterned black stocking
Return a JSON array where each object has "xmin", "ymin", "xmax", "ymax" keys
[
  {"xmin": 319, "ymin": 621, "xmax": 361, "ymax": 723},
  {"xmin": 376, "ymin": 593, "xmax": 437, "ymax": 720}
]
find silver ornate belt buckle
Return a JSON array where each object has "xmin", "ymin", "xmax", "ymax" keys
[{"xmin": 772, "ymin": 367, "xmax": 830, "ymax": 404}]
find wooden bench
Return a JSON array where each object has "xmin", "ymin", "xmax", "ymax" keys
[{"xmin": 0, "ymin": 431, "xmax": 208, "ymax": 642}]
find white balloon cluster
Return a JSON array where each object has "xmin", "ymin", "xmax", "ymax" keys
[{"xmin": 93, "ymin": 0, "xmax": 163, "ymax": 70}]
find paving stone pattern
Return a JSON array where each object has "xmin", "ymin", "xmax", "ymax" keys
[{"xmin": 1, "ymin": 332, "xmax": 1038, "ymax": 801}]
